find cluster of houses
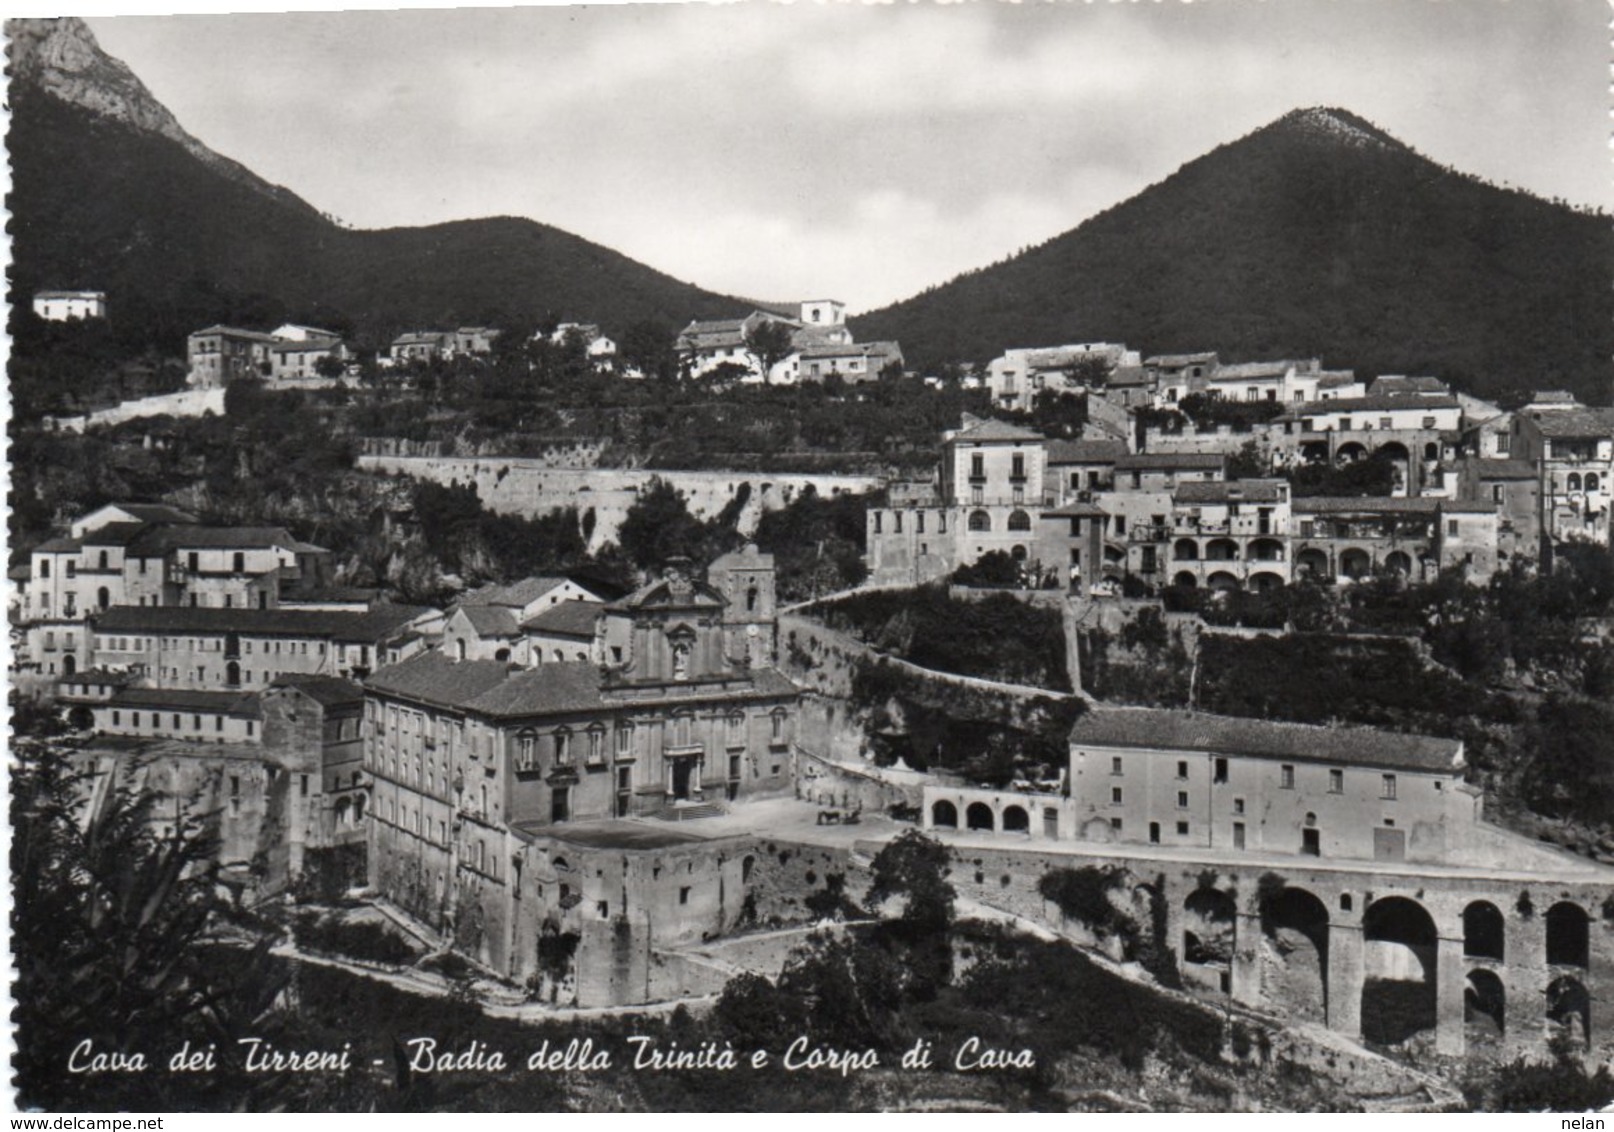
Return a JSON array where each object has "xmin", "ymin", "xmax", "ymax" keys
[
  {"xmin": 31, "ymin": 289, "xmax": 107, "ymax": 321},
  {"xmin": 12, "ymin": 499, "xmax": 802, "ymax": 999},
  {"xmin": 675, "ymin": 299, "xmax": 904, "ymax": 386},
  {"xmin": 869, "ymin": 344, "xmax": 1614, "ymax": 591}
]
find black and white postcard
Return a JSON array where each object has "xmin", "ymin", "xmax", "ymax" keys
[{"xmin": 7, "ymin": 0, "xmax": 1614, "ymax": 1114}]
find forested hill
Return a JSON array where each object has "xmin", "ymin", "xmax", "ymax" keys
[
  {"xmin": 856, "ymin": 108, "xmax": 1613, "ymax": 406},
  {"xmin": 6, "ymin": 18, "xmax": 749, "ymax": 352}
]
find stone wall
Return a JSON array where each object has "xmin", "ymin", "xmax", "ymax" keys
[
  {"xmin": 358, "ymin": 456, "xmax": 882, "ymax": 551},
  {"xmin": 50, "ymin": 387, "xmax": 227, "ymax": 434}
]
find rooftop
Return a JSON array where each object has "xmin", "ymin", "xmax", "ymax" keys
[
  {"xmin": 946, "ymin": 416, "xmax": 1043, "ymax": 444},
  {"xmin": 1467, "ymin": 459, "xmax": 1538, "ymax": 481},
  {"xmin": 1525, "ymin": 406, "xmax": 1614, "ymax": 439},
  {"xmin": 1292, "ymin": 495, "xmax": 1442, "ymax": 515},
  {"xmin": 521, "ymin": 599, "xmax": 604, "ymax": 638},
  {"xmin": 1114, "ymin": 453, "xmax": 1226, "ymax": 470},
  {"xmin": 365, "ymin": 650, "xmax": 797, "ymax": 719},
  {"xmin": 1282, "ymin": 394, "xmax": 1461, "ymax": 418},
  {"xmin": 94, "ymin": 603, "xmax": 432, "ymax": 642},
  {"xmin": 1069, "ymin": 707, "xmax": 1463, "ymax": 773},
  {"xmin": 1046, "ymin": 438, "xmax": 1129, "ymax": 465},
  {"xmin": 267, "ymin": 673, "xmax": 364, "ymax": 707},
  {"xmin": 453, "ymin": 604, "xmax": 522, "ymax": 638},
  {"xmin": 128, "ymin": 524, "xmax": 326, "ymax": 555},
  {"xmin": 1174, "ymin": 479, "xmax": 1288, "ymax": 504},
  {"xmin": 1145, "ymin": 353, "xmax": 1218, "ymax": 368},
  {"xmin": 463, "ymin": 576, "xmax": 578, "ymax": 609},
  {"xmin": 510, "ymin": 819, "xmax": 717, "ymax": 850},
  {"xmin": 109, "ymin": 687, "xmax": 261, "ymax": 716}
]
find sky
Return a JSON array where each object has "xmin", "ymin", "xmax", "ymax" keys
[{"xmin": 69, "ymin": 0, "xmax": 1613, "ymax": 314}]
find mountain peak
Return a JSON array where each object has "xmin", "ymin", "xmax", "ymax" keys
[
  {"xmin": 1266, "ymin": 106, "xmax": 1405, "ymax": 152},
  {"xmin": 6, "ymin": 16, "xmax": 319, "ymax": 216}
]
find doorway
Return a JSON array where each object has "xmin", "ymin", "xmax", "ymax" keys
[{"xmin": 671, "ymin": 758, "xmax": 694, "ymax": 800}]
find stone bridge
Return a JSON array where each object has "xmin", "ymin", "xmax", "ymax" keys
[{"xmin": 899, "ymin": 835, "xmax": 1614, "ymax": 1061}]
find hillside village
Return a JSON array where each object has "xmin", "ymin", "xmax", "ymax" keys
[
  {"xmin": 12, "ymin": 13, "xmax": 1614, "ymax": 1115},
  {"xmin": 14, "ymin": 289, "xmax": 1614, "ymax": 1106}
]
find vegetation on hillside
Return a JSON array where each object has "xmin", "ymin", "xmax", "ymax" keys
[
  {"xmin": 815, "ymin": 585, "xmax": 1070, "ymax": 691},
  {"xmin": 858, "ymin": 108, "xmax": 1613, "ymax": 405}
]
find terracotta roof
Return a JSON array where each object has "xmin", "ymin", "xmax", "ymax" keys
[
  {"xmin": 1069, "ymin": 707, "xmax": 1463, "ymax": 773},
  {"xmin": 365, "ymin": 651, "xmax": 797, "ymax": 720},
  {"xmin": 1174, "ymin": 479, "xmax": 1288, "ymax": 504},
  {"xmin": 1526, "ymin": 407, "xmax": 1614, "ymax": 438},
  {"xmin": 98, "ymin": 503, "xmax": 199, "ymax": 525},
  {"xmin": 522, "ymin": 600, "xmax": 604, "ymax": 638},
  {"xmin": 463, "ymin": 576, "xmax": 575, "ymax": 608},
  {"xmin": 94, "ymin": 604, "xmax": 432, "ymax": 642},
  {"xmin": 947, "ymin": 417, "xmax": 1043, "ymax": 444},
  {"xmin": 1468, "ymin": 459, "xmax": 1538, "ymax": 480},
  {"xmin": 1292, "ymin": 496, "xmax": 1441, "ymax": 515},
  {"xmin": 1106, "ymin": 366, "xmax": 1152, "ymax": 387},
  {"xmin": 454, "ymin": 604, "xmax": 522, "ymax": 638},
  {"xmin": 1283, "ymin": 395, "xmax": 1460, "ymax": 417},
  {"xmin": 1316, "ymin": 372, "xmax": 1359, "ymax": 388},
  {"xmin": 79, "ymin": 522, "xmax": 150, "ymax": 547},
  {"xmin": 109, "ymin": 687, "xmax": 261, "ymax": 716},
  {"xmin": 129, "ymin": 525, "xmax": 326, "ymax": 555},
  {"xmin": 1212, "ymin": 361, "xmax": 1305, "ymax": 380},
  {"xmin": 1530, "ymin": 390, "xmax": 1580, "ymax": 405},
  {"xmin": 267, "ymin": 673, "xmax": 364, "ymax": 707},
  {"xmin": 1368, "ymin": 375, "xmax": 1450, "ymax": 397},
  {"xmin": 364, "ymin": 653, "xmax": 516, "ymax": 712},
  {"xmin": 33, "ymin": 536, "xmax": 83, "ymax": 554},
  {"xmin": 1145, "ymin": 353, "xmax": 1218, "ymax": 368},
  {"xmin": 1046, "ymin": 439, "xmax": 1128, "ymax": 464},
  {"xmin": 1040, "ymin": 501, "xmax": 1107, "ymax": 518},
  {"xmin": 1115, "ymin": 453, "xmax": 1225, "ymax": 470},
  {"xmin": 1442, "ymin": 500, "xmax": 1502, "ymax": 514},
  {"xmin": 269, "ymin": 338, "xmax": 343, "ymax": 355}
]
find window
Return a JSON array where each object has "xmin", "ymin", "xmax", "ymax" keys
[
  {"xmin": 970, "ymin": 453, "xmax": 984, "ymax": 479},
  {"xmin": 1177, "ymin": 791, "xmax": 1189, "ymax": 809},
  {"xmin": 1213, "ymin": 757, "xmax": 1228, "ymax": 784},
  {"xmin": 1176, "ymin": 760, "xmax": 1188, "ymax": 779},
  {"xmin": 1281, "ymin": 765, "xmax": 1295, "ymax": 789},
  {"xmin": 38, "ymin": 559, "xmax": 48, "ymax": 579},
  {"xmin": 1111, "ymin": 756, "xmax": 1123, "ymax": 776},
  {"xmin": 300, "ymin": 774, "xmax": 309, "ymax": 797},
  {"xmin": 1233, "ymin": 797, "xmax": 1245, "ymax": 815},
  {"xmin": 551, "ymin": 787, "xmax": 570, "ymax": 823},
  {"xmin": 968, "ymin": 510, "xmax": 991, "ymax": 532},
  {"xmin": 587, "ymin": 724, "xmax": 606, "ymax": 764},
  {"xmin": 1381, "ymin": 774, "xmax": 1397, "ymax": 800},
  {"xmin": 916, "ymin": 512, "xmax": 925, "ymax": 534},
  {"xmin": 1011, "ymin": 453, "xmax": 1025, "ymax": 480},
  {"xmin": 727, "ymin": 711, "xmax": 745, "ymax": 746},
  {"xmin": 894, "ymin": 512, "xmax": 903, "ymax": 534},
  {"xmin": 616, "ymin": 722, "xmax": 635, "ymax": 757},
  {"xmin": 1110, "ymin": 817, "xmax": 1123, "ymax": 832},
  {"xmin": 771, "ymin": 709, "xmax": 787, "ymax": 744},
  {"xmin": 1176, "ymin": 821, "xmax": 1189, "ymax": 836},
  {"xmin": 554, "ymin": 728, "xmax": 572, "ymax": 764},
  {"xmin": 1447, "ymin": 519, "xmax": 1459, "ymax": 537},
  {"xmin": 1329, "ymin": 769, "xmax": 1344, "ymax": 793},
  {"xmin": 873, "ymin": 512, "xmax": 883, "ymax": 534},
  {"xmin": 679, "ymin": 886, "xmax": 691, "ymax": 905},
  {"xmin": 1111, "ymin": 787, "xmax": 1123, "ymax": 804},
  {"xmin": 516, "ymin": 729, "xmax": 537, "ymax": 772}
]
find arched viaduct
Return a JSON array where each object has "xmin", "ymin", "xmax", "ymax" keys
[{"xmin": 924, "ymin": 840, "xmax": 1614, "ymax": 1061}]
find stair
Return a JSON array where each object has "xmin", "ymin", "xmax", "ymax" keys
[{"xmin": 651, "ymin": 800, "xmax": 727, "ymax": 822}]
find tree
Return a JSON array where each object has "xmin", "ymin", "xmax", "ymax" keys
[
  {"xmin": 866, "ymin": 830, "xmax": 955, "ymax": 934},
  {"xmin": 314, "ymin": 353, "xmax": 347, "ymax": 379},
  {"xmin": 615, "ymin": 477, "xmax": 737, "ymax": 574},
  {"xmin": 1226, "ymin": 439, "xmax": 1268, "ymax": 480},
  {"xmin": 744, "ymin": 318, "xmax": 797, "ymax": 386},
  {"xmin": 620, "ymin": 320, "xmax": 678, "ymax": 381},
  {"xmin": 11, "ymin": 746, "xmax": 289, "ymax": 1109}
]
